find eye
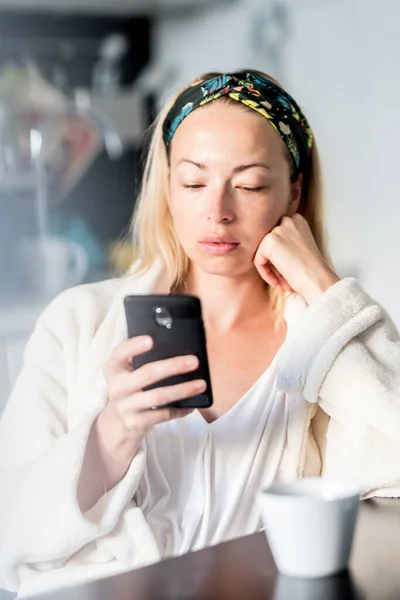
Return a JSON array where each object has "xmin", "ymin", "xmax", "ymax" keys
[
  {"xmin": 182, "ymin": 184, "xmax": 205, "ymax": 189},
  {"xmin": 238, "ymin": 186, "xmax": 265, "ymax": 192}
]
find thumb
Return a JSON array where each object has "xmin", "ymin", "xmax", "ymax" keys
[
  {"xmin": 254, "ymin": 252, "xmax": 268, "ymax": 267},
  {"xmin": 254, "ymin": 238, "xmax": 271, "ymax": 267}
]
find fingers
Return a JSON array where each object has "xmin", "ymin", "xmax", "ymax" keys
[
  {"xmin": 107, "ymin": 376, "xmax": 201, "ymax": 439},
  {"xmin": 150, "ymin": 407, "xmax": 195, "ymax": 425},
  {"xmin": 104, "ymin": 341, "xmax": 203, "ymax": 443},
  {"xmin": 269, "ymin": 263, "xmax": 292, "ymax": 292},
  {"xmin": 132, "ymin": 378, "xmax": 207, "ymax": 411},
  {"xmin": 256, "ymin": 259, "xmax": 292, "ymax": 292},
  {"xmin": 253, "ymin": 219, "xmax": 298, "ymax": 292},
  {"xmin": 254, "ymin": 238, "xmax": 270, "ymax": 267},
  {"xmin": 106, "ymin": 351, "xmax": 201, "ymax": 407},
  {"xmin": 105, "ymin": 336, "xmax": 153, "ymax": 376},
  {"xmin": 132, "ymin": 354, "xmax": 199, "ymax": 390},
  {"xmin": 257, "ymin": 260, "xmax": 277, "ymax": 287},
  {"xmin": 122, "ymin": 406, "xmax": 195, "ymax": 432},
  {"xmin": 110, "ymin": 355, "xmax": 200, "ymax": 400}
]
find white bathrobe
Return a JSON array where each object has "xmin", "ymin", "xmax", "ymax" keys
[{"xmin": 1, "ymin": 264, "xmax": 400, "ymax": 597}]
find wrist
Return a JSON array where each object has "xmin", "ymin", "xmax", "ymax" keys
[
  {"xmin": 96, "ymin": 409, "xmax": 141, "ymax": 489},
  {"xmin": 302, "ymin": 266, "xmax": 340, "ymax": 305}
]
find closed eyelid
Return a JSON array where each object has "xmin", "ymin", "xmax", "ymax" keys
[{"xmin": 233, "ymin": 182, "xmax": 269, "ymax": 188}]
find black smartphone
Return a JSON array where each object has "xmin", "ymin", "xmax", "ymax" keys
[{"xmin": 123, "ymin": 294, "xmax": 213, "ymax": 409}]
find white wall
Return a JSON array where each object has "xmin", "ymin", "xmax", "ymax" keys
[
  {"xmin": 283, "ymin": 0, "xmax": 400, "ymax": 320},
  {"xmin": 155, "ymin": 0, "xmax": 400, "ymax": 323},
  {"xmin": 356, "ymin": 0, "xmax": 400, "ymax": 319},
  {"xmin": 154, "ymin": 3, "xmax": 256, "ymax": 99}
]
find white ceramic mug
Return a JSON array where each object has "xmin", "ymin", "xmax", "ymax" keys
[
  {"xmin": 20, "ymin": 236, "xmax": 89, "ymax": 298},
  {"xmin": 257, "ymin": 477, "xmax": 361, "ymax": 578},
  {"xmin": 273, "ymin": 571, "xmax": 356, "ymax": 600}
]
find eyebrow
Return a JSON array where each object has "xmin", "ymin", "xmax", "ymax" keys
[{"xmin": 176, "ymin": 159, "xmax": 271, "ymax": 172}]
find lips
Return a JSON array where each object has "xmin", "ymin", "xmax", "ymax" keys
[
  {"xmin": 200, "ymin": 236, "xmax": 239, "ymax": 244},
  {"xmin": 199, "ymin": 236, "xmax": 240, "ymax": 255}
]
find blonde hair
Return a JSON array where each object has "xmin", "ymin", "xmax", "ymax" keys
[{"xmin": 130, "ymin": 70, "xmax": 332, "ymax": 316}]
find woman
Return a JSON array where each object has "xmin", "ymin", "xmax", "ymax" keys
[{"xmin": 1, "ymin": 70, "xmax": 400, "ymax": 597}]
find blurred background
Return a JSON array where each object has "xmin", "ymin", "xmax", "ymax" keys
[{"xmin": 0, "ymin": 0, "xmax": 397, "ymax": 414}]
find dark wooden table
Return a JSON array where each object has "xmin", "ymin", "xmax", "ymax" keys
[{"xmin": 39, "ymin": 499, "xmax": 400, "ymax": 600}]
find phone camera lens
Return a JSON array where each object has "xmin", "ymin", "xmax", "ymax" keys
[{"xmin": 154, "ymin": 307, "xmax": 173, "ymax": 329}]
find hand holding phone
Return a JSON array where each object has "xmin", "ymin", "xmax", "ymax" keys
[
  {"xmin": 100, "ymin": 336, "xmax": 206, "ymax": 436},
  {"xmin": 92, "ymin": 294, "xmax": 213, "ymax": 497},
  {"xmin": 123, "ymin": 294, "xmax": 213, "ymax": 410},
  {"xmin": 94, "ymin": 335, "xmax": 204, "ymax": 494}
]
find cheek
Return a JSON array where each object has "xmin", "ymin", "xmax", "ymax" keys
[
  {"xmin": 241, "ymin": 194, "xmax": 283, "ymax": 233},
  {"xmin": 256, "ymin": 183, "xmax": 292, "ymax": 226},
  {"xmin": 168, "ymin": 189, "xmax": 198, "ymax": 242}
]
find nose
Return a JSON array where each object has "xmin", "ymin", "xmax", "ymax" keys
[{"xmin": 204, "ymin": 184, "xmax": 234, "ymax": 224}]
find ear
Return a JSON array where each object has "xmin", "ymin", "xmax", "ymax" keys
[{"xmin": 287, "ymin": 174, "xmax": 303, "ymax": 217}]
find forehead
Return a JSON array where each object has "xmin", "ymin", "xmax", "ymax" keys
[{"xmin": 169, "ymin": 100, "xmax": 287, "ymax": 167}]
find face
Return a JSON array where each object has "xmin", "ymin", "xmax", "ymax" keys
[{"xmin": 168, "ymin": 100, "xmax": 302, "ymax": 278}]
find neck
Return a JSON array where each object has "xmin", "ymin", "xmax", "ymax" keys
[{"xmin": 178, "ymin": 264, "xmax": 274, "ymax": 334}]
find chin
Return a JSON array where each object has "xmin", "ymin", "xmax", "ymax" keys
[{"xmin": 189, "ymin": 253, "xmax": 253, "ymax": 278}]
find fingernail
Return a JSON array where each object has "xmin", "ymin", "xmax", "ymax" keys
[
  {"xmin": 141, "ymin": 336, "xmax": 153, "ymax": 348},
  {"xmin": 194, "ymin": 379, "xmax": 207, "ymax": 391},
  {"xmin": 184, "ymin": 355, "xmax": 199, "ymax": 368}
]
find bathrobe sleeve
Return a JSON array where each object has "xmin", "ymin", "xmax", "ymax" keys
[
  {"xmin": 277, "ymin": 278, "xmax": 400, "ymax": 498},
  {"xmin": 0, "ymin": 287, "xmax": 158, "ymax": 594}
]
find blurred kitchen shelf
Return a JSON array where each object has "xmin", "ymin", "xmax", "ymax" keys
[
  {"xmin": 0, "ymin": 143, "xmax": 102, "ymax": 202},
  {"xmin": 0, "ymin": 0, "xmax": 234, "ymax": 15}
]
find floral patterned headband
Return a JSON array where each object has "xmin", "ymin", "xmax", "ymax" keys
[{"xmin": 162, "ymin": 72, "xmax": 313, "ymax": 175}]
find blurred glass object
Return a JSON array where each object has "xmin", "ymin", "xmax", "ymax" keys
[
  {"xmin": 92, "ymin": 33, "xmax": 129, "ymax": 96},
  {"xmin": 0, "ymin": 61, "xmax": 66, "ymax": 173},
  {"xmin": 30, "ymin": 88, "xmax": 123, "ymax": 237},
  {"xmin": 19, "ymin": 235, "xmax": 89, "ymax": 299},
  {"xmin": 0, "ymin": 105, "xmax": 18, "ymax": 175},
  {"xmin": 0, "ymin": 58, "xmax": 123, "ymax": 299}
]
